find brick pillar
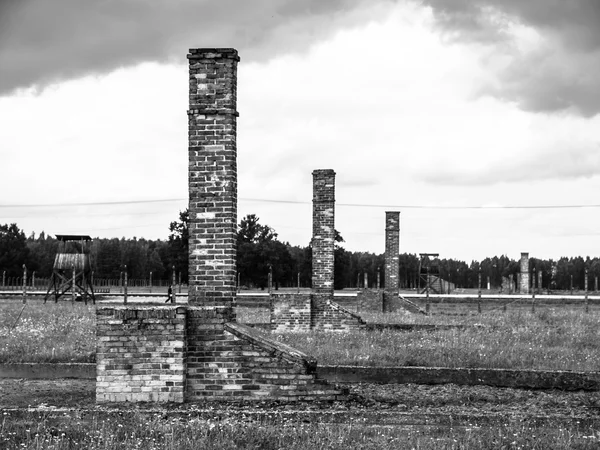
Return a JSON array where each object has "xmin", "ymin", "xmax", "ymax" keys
[
  {"xmin": 383, "ymin": 212, "xmax": 400, "ymax": 312},
  {"xmin": 311, "ymin": 169, "xmax": 336, "ymax": 293},
  {"xmin": 187, "ymin": 48, "xmax": 239, "ymax": 308},
  {"xmin": 519, "ymin": 252, "xmax": 529, "ymax": 294}
]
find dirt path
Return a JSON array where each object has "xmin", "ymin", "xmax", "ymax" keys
[{"xmin": 2, "ymin": 379, "xmax": 599, "ymax": 427}]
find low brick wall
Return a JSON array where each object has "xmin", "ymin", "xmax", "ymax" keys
[
  {"xmin": 357, "ymin": 289, "xmax": 382, "ymax": 313},
  {"xmin": 269, "ymin": 293, "xmax": 366, "ymax": 332},
  {"xmin": 270, "ymin": 293, "xmax": 311, "ymax": 332},
  {"xmin": 96, "ymin": 305, "xmax": 347, "ymax": 403},
  {"xmin": 311, "ymin": 293, "xmax": 366, "ymax": 331},
  {"xmin": 96, "ymin": 305, "xmax": 186, "ymax": 403}
]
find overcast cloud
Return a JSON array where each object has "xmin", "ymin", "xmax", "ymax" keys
[
  {"xmin": 0, "ymin": 0, "xmax": 392, "ymax": 95},
  {"xmin": 423, "ymin": 0, "xmax": 600, "ymax": 116}
]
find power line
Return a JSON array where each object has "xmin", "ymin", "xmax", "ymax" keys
[{"xmin": 1, "ymin": 197, "xmax": 600, "ymax": 210}]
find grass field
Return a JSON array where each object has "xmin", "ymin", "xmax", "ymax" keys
[
  {"xmin": 1, "ymin": 299, "xmax": 600, "ymax": 371},
  {"xmin": 2, "ymin": 411, "xmax": 599, "ymax": 450}
]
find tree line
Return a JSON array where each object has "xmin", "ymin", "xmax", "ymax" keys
[{"xmin": 1, "ymin": 217, "xmax": 599, "ymax": 291}]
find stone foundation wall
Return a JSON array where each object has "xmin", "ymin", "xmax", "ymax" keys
[{"xmin": 96, "ymin": 306, "xmax": 186, "ymax": 403}]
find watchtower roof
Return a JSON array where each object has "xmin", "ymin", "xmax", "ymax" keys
[{"xmin": 55, "ymin": 234, "xmax": 93, "ymax": 242}]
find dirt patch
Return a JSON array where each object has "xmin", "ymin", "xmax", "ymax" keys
[{"xmin": 2, "ymin": 379, "xmax": 600, "ymax": 427}]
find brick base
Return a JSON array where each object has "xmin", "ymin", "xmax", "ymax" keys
[
  {"xmin": 357, "ymin": 289, "xmax": 383, "ymax": 313},
  {"xmin": 270, "ymin": 293, "xmax": 366, "ymax": 332},
  {"xmin": 96, "ymin": 305, "xmax": 346, "ymax": 403}
]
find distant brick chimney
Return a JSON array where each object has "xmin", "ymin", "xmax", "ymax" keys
[{"xmin": 383, "ymin": 212, "xmax": 400, "ymax": 312}]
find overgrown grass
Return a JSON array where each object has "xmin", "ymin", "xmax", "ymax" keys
[
  {"xmin": 1, "ymin": 411, "xmax": 599, "ymax": 449},
  {"xmin": 2, "ymin": 301, "xmax": 600, "ymax": 371},
  {"xmin": 0, "ymin": 301, "xmax": 95, "ymax": 363},
  {"xmin": 274, "ymin": 309, "xmax": 600, "ymax": 371}
]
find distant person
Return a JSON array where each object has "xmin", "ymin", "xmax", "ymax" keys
[{"xmin": 166, "ymin": 285, "xmax": 173, "ymax": 303}]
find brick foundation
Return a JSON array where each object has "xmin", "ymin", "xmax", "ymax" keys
[
  {"xmin": 270, "ymin": 293, "xmax": 312, "ymax": 332},
  {"xmin": 96, "ymin": 306, "xmax": 186, "ymax": 403},
  {"xmin": 97, "ymin": 305, "xmax": 345, "ymax": 402},
  {"xmin": 357, "ymin": 289, "xmax": 383, "ymax": 313}
]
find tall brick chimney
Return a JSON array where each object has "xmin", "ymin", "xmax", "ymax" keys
[
  {"xmin": 520, "ymin": 252, "xmax": 529, "ymax": 294},
  {"xmin": 311, "ymin": 169, "xmax": 336, "ymax": 294},
  {"xmin": 187, "ymin": 49, "xmax": 239, "ymax": 307},
  {"xmin": 383, "ymin": 212, "xmax": 400, "ymax": 312}
]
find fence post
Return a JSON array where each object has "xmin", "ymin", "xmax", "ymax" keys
[
  {"xmin": 364, "ymin": 272, "xmax": 368, "ymax": 289},
  {"xmin": 2, "ymin": 270, "xmax": 5, "ymax": 288},
  {"xmin": 377, "ymin": 267, "xmax": 381, "ymax": 291},
  {"xmin": 149, "ymin": 271, "xmax": 153, "ymax": 293},
  {"xmin": 22, "ymin": 264, "xmax": 27, "ymax": 304},
  {"xmin": 531, "ymin": 267, "xmax": 536, "ymax": 313},
  {"xmin": 72, "ymin": 265, "xmax": 76, "ymax": 304},
  {"xmin": 297, "ymin": 272, "xmax": 300, "ymax": 293},
  {"xmin": 178, "ymin": 271, "xmax": 182, "ymax": 294},
  {"xmin": 237, "ymin": 272, "xmax": 240, "ymax": 293},
  {"xmin": 268, "ymin": 265, "xmax": 273, "ymax": 294},
  {"xmin": 570, "ymin": 275, "xmax": 573, "ymax": 295},
  {"xmin": 124, "ymin": 265, "xmax": 128, "ymax": 304},
  {"xmin": 477, "ymin": 269, "xmax": 482, "ymax": 314},
  {"xmin": 425, "ymin": 266, "xmax": 430, "ymax": 315},
  {"xmin": 585, "ymin": 268, "xmax": 589, "ymax": 313},
  {"xmin": 32, "ymin": 271, "xmax": 35, "ymax": 290}
]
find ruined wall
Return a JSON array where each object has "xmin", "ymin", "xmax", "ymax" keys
[
  {"xmin": 520, "ymin": 252, "xmax": 530, "ymax": 294},
  {"xmin": 270, "ymin": 293, "xmax": 311, "ymax": 332},
  {"xmin": 311, "ymin": 293, "xmax": 366, "ymax": 330},
  {"xmin": 97, "ymin": 305, "xmax": 346, "ymax": 402},
  {"xmin": 187, "ymin": 48, "xmax": 239, "ymax": 307},
  {"xmin": 96, "ymin": 306, "xmax": 186, "ymax": 403},
  {"xmin": 383, "ymin": 212, "xmax": 400, "ymax": 312}
]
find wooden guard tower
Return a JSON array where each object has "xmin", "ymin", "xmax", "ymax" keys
[
  {"xmin": 44, "ymin": 235, "xmax": 95, "ymax": 304},
  {"xmin": 419, "ymin": 253, "xmax": 442, "ymax": 295}
]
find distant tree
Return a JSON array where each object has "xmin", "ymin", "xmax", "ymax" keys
[
  {"xmin": 167, "ymin": 209, "xmax": 189, "ymax": 283},
  {"xmin": 0, "ymin": 223, "xmax": 31, "ymax": 277},
  {"xmin": 236, "ymin": 214, "xmax": 295, "ymax": 289}
]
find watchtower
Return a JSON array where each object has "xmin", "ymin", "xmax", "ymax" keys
[
  {"xmin": 419, "ymin": 253, "xmax": 441, "ymax": 294},
  {"xmin": 44, "ymin": 235, "xmax": 95, "ymax": 304}
]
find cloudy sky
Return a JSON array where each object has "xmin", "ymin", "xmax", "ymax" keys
[{"xmin": 1, "ymin": 0, "xmax": 599, "ymax": 262}]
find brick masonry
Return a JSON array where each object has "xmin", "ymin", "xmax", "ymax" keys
[
  {"xmin": 383, "ymin": 212, "xmax": 400, "ymax": 312},
  {"xmin": 270, "ymin": 293, "xmax": 312, "ymax": 332},
  {"xmin": 96, "ymin": 48, "xmax": 348, "ymax": 403},
  {"xmin": 312, "ymin": 169, "xmax": 336, "ymax": 294},
  {"xmin": 96, "ymin": 305, "xmax": 346, "ymax": 402},
  {"xmin": 520, "ymin": 252, "xmax": 530, "ymax": 294},
  {"xmin": 96, "ymin": 306, "xmax": 186, "ymax": 403},
  {"xmin": 188, "ymin": 48, "xmax": 239, "ymax": 307},
  {"xmin": 357, "ymin": 289, "xmax": 383, "ymax": 313}
]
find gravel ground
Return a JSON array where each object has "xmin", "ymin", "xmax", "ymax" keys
[{"xmin": 2, "ymin": 379, "xmax": 599, "ymax": 427}]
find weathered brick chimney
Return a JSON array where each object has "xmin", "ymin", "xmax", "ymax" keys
[{"xmin": 383, "ymin": 212, "xmax": 400, "ymax": 312}]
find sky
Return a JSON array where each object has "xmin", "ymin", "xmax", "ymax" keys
[{"xmin": 1, "ymin": 0, "xmax": 600, "ymax": 262}]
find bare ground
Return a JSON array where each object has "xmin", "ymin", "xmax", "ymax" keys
[{"xmin": 2, "ymin": 379, "xmax": 600, "ymax": 427}]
